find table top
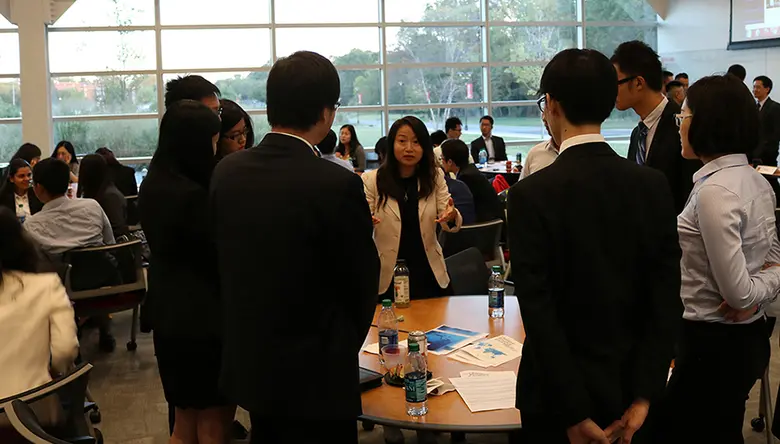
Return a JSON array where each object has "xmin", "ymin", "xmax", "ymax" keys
[
  {"xmin": 359, "ymin": 296, "xmax": 523, "ymax": 432},
  {"xmin": 478, "ymin": 163, "xmax": 521, "ymax": 175}
]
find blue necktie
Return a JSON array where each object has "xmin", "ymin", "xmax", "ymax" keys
[{"xmin": 636, "ymin": 122, "xmax": 649, "ymax": 166}]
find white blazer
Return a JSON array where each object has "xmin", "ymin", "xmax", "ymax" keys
[
  {"xmin": 0, "ymin": 272, "xmax": 79, "ymax": 399},
  {"xmin": 362, "ymin": 169, "xmax": 463, "ymax": 294}
]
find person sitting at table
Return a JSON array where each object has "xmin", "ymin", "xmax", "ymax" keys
[
  {"xmin": 441, "ymin": 139, "xmax": 503, "ymax": 223},
  {"xmin": 217, "ymin": 99, "xmax": 255, "ymax": 160},
  {"xmin": 0, "ymin": 159, "xmax": 43, "ymax": 220},
  {"xmin": 336, "ymin": 124, "xmax": 367, "ymax": 172},
  {"xmin": 470, "ymin": 115, "xmax": 508, "ymax": 162},
  {"xmin": 78, "ymin": 154, "xmax": 128, "ymax": 238},
  {"xmin": 363, "ymin": 115, "xmax": 462, "ymax": 302},
  {"xmin": 95, "ymin": 147, "xmax": 138, "ymax": 197},
  {"xmin": 52, "ymin": 141, "xmax": 80, "ymax": 183},
  {"xmin": 318, "ymin": 129, "xmax": 354, "ymax": 171},
  {"xmin": 11, "ymin": 143, "xmax": 42, "ymax": 168},
  {"xmin": 375, "ymin": 136, "xmax": 388, "ymax": 164}
]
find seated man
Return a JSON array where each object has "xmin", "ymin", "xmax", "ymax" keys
[
  {"xmin": 25, "ymin": 158, "xmax": 117, "ymax": 351},
  {"xmin": 317, "ymin": 129, "xmax": 353, "ymax": 171},
  {"xmin": 441, "ymin": 139, "xmax": 503, "ymax": 223}
]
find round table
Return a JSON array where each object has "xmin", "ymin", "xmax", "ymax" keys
[
  {"xmin": 358, "ymin": 296, "xmax": 524, "ymax": 432},
  {"xmin": 478, "ymin": 164, "xmax": 521, "ymax": 185}
]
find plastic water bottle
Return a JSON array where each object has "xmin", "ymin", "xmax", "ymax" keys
[
  {"xmin": 378, "ymin": 299, "xmax": 399, "ymax": 360},
  {"xmin": 479, "ymin": 148, "xmax": 488, "ymax": 166},
  {"xmin": 488, "ymin": 265, "xmax": 505, "ymax": 318},
  {"xmin": 405, "ymin": 342, "xmax": 428, "ymax": 416},
  {"xmin": 394, "ymin": 260, "xmax": 410, "ymax": 308}
]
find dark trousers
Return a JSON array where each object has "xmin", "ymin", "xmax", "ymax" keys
[
  {"xmin": 651, "ymin": 318, "xmax": 769, "ymax": 444},
  {"xmin": 249, "ymin": 415, "xmax": 356, "ymax": 444},
  {"xmin": 509, "ymin": 413, "xmax": 653, "ymax": 444}
]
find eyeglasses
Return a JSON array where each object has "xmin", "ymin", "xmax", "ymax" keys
[
  {"xmin": 536, "ymin": 95, "xmax": 547, "ymax": 113},
  {"xmin": 674, "ymin": 113, "xmax": 693, "ymax": 127},
  {"xmin": 617, "ymin": 76, "xmax": 638, "ymax": 86},
  {"xmin": 224, "ymin": 128, "xmax": 251, "ymax": 141}
]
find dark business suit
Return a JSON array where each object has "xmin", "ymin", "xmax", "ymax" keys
[
  {"xmin": 107, "ymin": 163, "xmax": 139, "ymax": 197},
  {"xmin": 457, "ymin": 163, "xmax": 503, "ymax": 223},
  {"xmin": 507, "ymin": 141, "xmax": 682, "ymax": 443},
  {"xmin": 211, "ymin": 133, "xmax": 379, "ymax": 443},
  {"xmin": 445, "ymin": 175, "xmax": 476, "ymax": 225},
  {"xmin": 471, "ymin": 135, "xmax": 507, "ymax": 162},
  {"xmin": 755, "ymin": 97, "xmax": 780, "ymax": 197},
  {"xmin": 0, "ymin": 187, "xmax": 43, "ymax": 215},
  {"xmin": 627, "ymin": 100, "xmax": 701, "ymax": 214}
]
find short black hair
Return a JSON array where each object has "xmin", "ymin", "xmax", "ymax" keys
[
  {"xmin": 665, "ymin": 80, "xmax": 684, "ymax": 91},
  {"xmin": 541, "ymin": 48, "xmax": 617, "ymax": 126},
  {"xmin": 675, "ymin": 72, "xmax": 689, "ymax": 80},
  {"xmin": 164, "ymin": 75, "xmax": 220, "ymax": 108},
  {"xmin": 686, "ymin": 75, "xmax": 759, "ymax": 158},
  {"xmin": 445, "ymin": 117, "xmax": 462, "ymax": 132},
  {"xmin": 755, "ymin": 75, "xmax": 774, "ymax": 92},
  {"xmin": 727, "ymin": 64, "xmax": 747, "ymax": 81},
  {"xmin": 33, "ymin": 158, "xmax": 71, "ymax": 196},
  {"xmin": 374, "ymin": 136, "xmax": 388, "ymax": 162},
  {"xmin": 317, "ymin": 129, "xmax": 338, "ymax": 155},
  {"xmin": 662, "ymin": 70, "xmax": 674, "ymax": 79},
  {"xmin": 480, "ymin": 115, "xmax": 494, "ymax": 126},
  {"xmin": 430, "ymin": 130, "xmax": 447, "ymax": 147},
  {"xmin": 267, "ymin": 51, "xmax": 340, "ymax": 131},
  {"xmin": 440, "ymin": 139, "xmax": 470, "ymax": 168},
  {"xmin": 611, "ymin": 41, "xmax": 664, "ymax": 92}
]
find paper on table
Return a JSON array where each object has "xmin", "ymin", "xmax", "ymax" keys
[
  {"xmin": 757, "ymin": 165, "xmax": 778, "ymax": 175},
  {"xmin": 450, "ymin": 371, "xmax": 516, "ymax": 412},
  {"xmin": 362, "ymin": 339, "xmax": 408, "ymax": 355},
  {"xmin": 459, "ymin": 335, "xmax": 523, "ymax": 367},
  {"xmin": 449, "ymin": 351, "xmax": 492, "ymax": 368},
  {"xmin": 425, "ymin": 324, "xmax": 488, "ymax": 355}
]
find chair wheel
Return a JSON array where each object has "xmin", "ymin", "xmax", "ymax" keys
[
  {"xmin": 90, "ymin": 410, "xmax": 102, "ymax": 424},
  {"xmin": 751, "ymin": 416, "xmax": 766, "ymax": 432},
  {"xmin": 361, "ymin": 420, "xmax": 375, "ymax": 431},
  {"xmin": 126, "ymin": 341, "xmax": 137, "ymax": 351},
  {"xmin": 94, "ymin": 428, "xmax": 104, "ymax": 444}
]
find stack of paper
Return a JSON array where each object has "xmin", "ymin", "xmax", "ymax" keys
[
  {"xmin": 448, "ymin": 335, "xmax": 523, "ymax": 368},
  {"xmin": 449, "ymin": 371, "xmax": 516, "ymax": 412},
  {"xmin": 425, "ymin": 325, "xmax": 488, "ymax": 355},
  {"xmin": 361, "ymin": 339, "xmax": 408, "ymax": 355}
]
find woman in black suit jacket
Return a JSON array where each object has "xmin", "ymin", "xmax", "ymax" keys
[
  {"xmin": 78, "ymin": 154, "xmax": 128, "ymax": 238},
  {"xmin": 0, "ymin": 158, "xmax": 43, "ymax": 220},
  {"xmin": 95, "ymin": 147, "xmax": 139, "ymax": 197},
  {"xmin": 138, "ymin": 100, "xmax": 231, "ymax": 443}
]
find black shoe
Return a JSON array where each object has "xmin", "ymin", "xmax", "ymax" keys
[
  {"xmin": 232, "ymin": 420, "xmax": 249, "ymax": 440},
  {"xmin": 99, "ymin": 334, "xmax": 116, "ymax": 353}
]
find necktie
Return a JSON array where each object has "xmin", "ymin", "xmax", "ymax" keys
[{"xmin": 636, "ymin": 122, "xmax": 649, "ymax": 166}]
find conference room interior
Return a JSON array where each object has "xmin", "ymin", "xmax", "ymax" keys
[{"xmin": 4, "ymin": 0, "xmax": 780, "ymax": 442}]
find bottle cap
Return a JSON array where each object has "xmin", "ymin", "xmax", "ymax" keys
[
  {"xmin": 382, "ymin": 299, "xmax": 392, "ymax": 307},
  {"xmin": 409, "ymin": 342, "xmax": 419, "ymax": 352},
  {"xmin": 492, "ymin": 265, "xmax": 502, "ymax": 272}
]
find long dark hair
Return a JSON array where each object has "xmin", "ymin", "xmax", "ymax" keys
[
  {"xmin": 77, "ymin": 154, "xmax": 112, "ymax": 199},
  {"xmin": 336, "ymin": 124, "xmax": 361, "ymax": 157},
  {"xmin": 376, "ymin": 116, "xmax": 436, "ymax": 208},
  {"xmin": 52, "ymin": 141, "xmax": 78, "ymax": 165},
  {"xmin": 151, "ymin": 100, "xmax": 221, "ymax": 187},
  {"xmin": 95, "ymin": 147, "xmax": 121, "ymax": 166},
  {"xmin": 11, "ymin": 143, "xmax": 41, "ymax": 164},
  {"xmin": 0, "ymin": 158, "xmax": 32, "ymax": 203},
  {"xmin": 219, "ymin": 99, "xmax": 255, "ymax": 150},
  {"xmin": 0, "ymin": 207, "xmax": 39, "ymax": 288}
]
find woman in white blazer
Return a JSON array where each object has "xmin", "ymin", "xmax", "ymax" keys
[
  {"xmin": 0, "ymin": 207, "xmax": 79, "ymax": 400},
  {"xmin": 362, "ymin": 116, "xmax": 462, "ymax": 300}
]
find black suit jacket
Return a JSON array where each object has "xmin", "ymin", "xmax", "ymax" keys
[
  {"xmin": 211, "ymin": 133, "xmax": 379, "ymax": 419},
  {"xmin": 627, "ymin": 100, "xmax": 701, "ymax": 214},
  {"xmin": 471, "ymin": 135, "xmax": 507, "ymax": 162},
  {"xmin": 0, "ymin": 187, "xmax": 43, "ymax": 215},
  {"xmin": 755, "ymin": 97, "xmax": 780, "ymax": 166},
  {"xmin": 507, "ymin": 142, "xmax": 682, "ymax": 432},
  {"xmin": 108, "ymin": 163, "xmax": 139, "ymax": 197},
  {"xmin": 457, "ymin": 163, "xmax": 503, "ymax": 223}
]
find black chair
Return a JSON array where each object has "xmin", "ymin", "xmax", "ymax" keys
[
  {"xmin": 125, "ymin": 195, "xmax": 139, "ymax": 229},
  {"xmin": 445, "ymin": 247, "xmax": 491, "ymax": 296},
  {"xmin": 439, "ymin": 219, "xmax": 504, "ymax": 268},
  {"xmin": 5, "ymin": 400, "xmax": 77, "ymax": 444}
]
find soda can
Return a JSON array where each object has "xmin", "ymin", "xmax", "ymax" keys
[{"xmin": 408, "ymin": 330, "xmax": 427, "ymax": 356}]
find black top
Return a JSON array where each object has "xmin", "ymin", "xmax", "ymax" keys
[
  {"xmin": 756, "ymin": 97, "xmax": 780, "ymax": 167},
  {"xmin": 107, "ymin": 163, "xmax": 138, "ymax": 197},
  {"xmin": 507, "ymin": 141, "xmax": 682, "ymax": 431},
  {"xmin": 95, "ymin": 185, "xmax": 128, "ymax": 237},
  {"xmin": 457, "ymin": 163, "xmax": 503, "ymax": 223},
  {"xmin": 0, "ymin": 187, "xmax": 43, "ymax": 216},
  {"xmin": 211, "ymin": 133, "xmax": 379, "ymax": 419},
  {"xmin": 470, "ymin": 135, "xmax": 508, "ymax": 162}
]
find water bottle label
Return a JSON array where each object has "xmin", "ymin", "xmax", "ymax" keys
[
  {"xmin": 489, "ymin": 289, "xmax": 505, "ymax": 309},
  {"xmin": 379, "ymin": 331, "xmax": 399, "ymax": 349},
  {"xmin": 394, "ymin": 276, "xmax": 410, "ymax": 304},
  {"xmin": 404, "ymin": 372, "xmax": 427, "ymax": 403}
]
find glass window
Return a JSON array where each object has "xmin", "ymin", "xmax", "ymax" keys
[
  {"xmin": 339, "ymin": 70, "xmax": 381, "ymax": 106},
  {"xmin": 488, "ymin": 0, "xmax": 578, "ymax": 22},
  {"xmin": 585, "ymin": 26, "xmax": 657, "ymax": 58},
  {"xmin": 0, "ymin": 79, "xmax": 21, "ymax": 118},
  {"xmin": 385, "ymin": 0, "xmax": 481, "ymax": 22},
  {"xmin": 491, "ymin": 105, "xmax": 546, "ymax": 143},
  {"xmin": 48, "ymin": 31, "xmax": 156, "ymax": 73},
  {"xmin": 0, "ymin": 34, "xmax": 20, "ymax": 75},
  {"xmin": 53, "ymin": 118, "xmax": 159, "ymax": 157},
  {"xmin": 610, "ymin": 139, "xmax": 630, "ymax": 158},
  {"xmin": 0, "ymin": 14, "xmax": 15, "ymax": 29},
  {"xmin": 275, "ymin": 28, "xmax": 380, "ymax": 64},
  {"xmin": 0, "ymin": 123, "xmax": 23, "ymax": 162},
  {"xmin": 603, "ymin": 108, "xmax": 637, "ymax": 140},
  {"xmin": 52, "ymin": 75, "xmax": 157, "ymax": 116},
  {"xmin": 386, "ymin": 27, "xmax": 481, "ymax": 64},
  {"xmin": 161, "ymin": 29, "xmax": 271, "ymax": 70},
  {"xmin": 491, "ymin": 66, "xmax": 543, "ymax": 102},
  {"xmin": 163, "ymin": 72, "xmax": 268, "ymax": 110},
  {"xmin": 275, "ymin": 0, "xmax": 379, "ymax": 23},
  {"xmin": 388, "ymin": 67, "xmax": 483, "ymax": 105},
  {"xmin": 388, "ymin": 107, "xmax": 484, "ymax": 138},
  {"xmin": 584, "ymin": 0, "xmax": 658, "ymax": 22},
  {"xmin": 160, "ymin": 0, "xmax": 270, "ymax": 25},
  {"xmin": 490, "ymin": 27, "xmax": 577, "ymax": 63},
  {"xmin": 52, "ymin": 0, "xmax": 155, "ymax": 27},
  {"xmin": 250, "ymin": 114, "xmax": 271, "ymax": 141},
  {"xmin": 332, "ymin": 112, "xmax": 384, "ymax": 147}
]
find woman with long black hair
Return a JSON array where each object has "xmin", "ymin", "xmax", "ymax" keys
[
  {"xmin": 78, "ymin": 154, "xmax": 128, "ymax": 238},
  {"xmin": 217, "ymin": 99, "xmax": 254, "ymax": 160},
  {"xmin": 52, "ymin": 140, "xmax": 79, "ymax": 183},
  {"xmin": 336, "ymin": 123, "xmax": 366, "ymax": 172},
  {"xmin": 0, "ymin": 158, "xmax": 43, "ymax": 221}
]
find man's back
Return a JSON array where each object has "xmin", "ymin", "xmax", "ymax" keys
[
  {"xmin": 507, "ymin": 141, "xmax": 681, "ymax": 430},
  {"xmin": 458, "ymin": 163, "xmax": 503, "ymax": 222},
  {"xmin": 211, "ymin": 133, "xmax": 378, "ymax": 418},
  {"xmin": 445, "ymin": 175, "xmax": 476, "ymax": 225},
  {"xmin": 25, "ymin": 196, "xmax": 114, "ymax": 255}
]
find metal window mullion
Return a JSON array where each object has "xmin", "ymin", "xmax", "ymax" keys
[
  {"xmin": 488, "ymin": 21, "xmax": 580, "ymax": 27},
  {"xmin": 48, "ymin": 26, "xmax": 155, "ymax": 32},
  {"xmin": 380, "ymin": 0, "xmax": 389, "ymax": 134},
  {"xmin": 483, "ymin": 0, "xmax": 491, "ymax": 117},
  {"xmin": 159, "ymin": 23, "xmax": 272, "ymax": 30},
  {"xmin": 386, "ymin": 61, "xmax": 486, "ymax": 69},
  {"xmin": 386, "ymin": 103, "xmax": 485, "ymax": 111},
  {"xmin": 0, "ymin": 118, "xmax": 22, "ymax": 124},
  {"xmin": 51, "ymin": 69, "xmax": 158, "ymax": 77},
  {"xmin": 160, "ymin": 66, "xmax": 274, "ymax": 75},
  {"xmin": 579, "ymin": 0, "xmax": 586, "ymax": 48},
  {"xmin": 154, "ymin": 0, "xmax": 164, "ymax": 119},
  {"xmin": 52, "ymin": 113, "xmax": 160, "ymax": 122},
  {"xmin": 270, "ymin": 0, "xmax": 277, "ymax": 62},
  {"xmin": 491, "ymin": 100, "xmax": 539, "ymax": 107}
]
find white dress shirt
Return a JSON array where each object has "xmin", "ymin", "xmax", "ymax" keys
[
  {"xmin": 640, "ymin": 96, "xmax": 668, "ymax": 155},
  {"xmin": 558, "ymin": 133, "xmax": 607, "ymax": 154},
  {"xmin": 0, "ymin": 272, "xmax": 79, "ymax": 399},
  {"xmin": 522, "ymin": 140, "xmax": 559, "ymax": 178},
  {"xmin": 484, "ymin": 136, "xmax": 495, "ymax": 160},
  {"xmin": 25, "ymin": 196, "xmax": 115, "ymax": 255},
  {"xmin": 14, "ymin": 192, "xmax": 31, "ymax": 219},
  {"xmin": 678, "ymin": 154, "xmax": 780, "ymax": 323}
]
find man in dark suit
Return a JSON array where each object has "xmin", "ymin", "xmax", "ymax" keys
[
  {"xmin": 753, "ymin": 75, "xmax": 780, "ymax": 195},
  {"xmin": 441, "ymin": 139, "xmax": 503, "ymax": 223},
  {"xmin": 470, "ymin": 115, "xmax": 508, "ymax": 162},
  {"xmin": 612, "ymin": 41, "xmax": 701, "ymax": 214},
  {"xmin": 211, "ymin": 51, "xmax": 379, "ymax": 444},
  {"xmin": 507, "ymin": 49, "xmax": 682, "ymax": 444}
]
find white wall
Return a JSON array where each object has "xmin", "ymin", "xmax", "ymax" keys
[{"xmin": 659, "ymin": 0, "xmax": 780, "ymax": 82}]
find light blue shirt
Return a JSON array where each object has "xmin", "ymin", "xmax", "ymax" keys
[
  {"xmin": 25, "ymin": 196, "xmax": 115, "ymax": 255},
  {"xmin": 322, "ymin": 153, "xmax": 354, "ymax": 172},
  {"xmin": 678, "ymin": 154, "xmax": 780, "ymax": 323}
]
